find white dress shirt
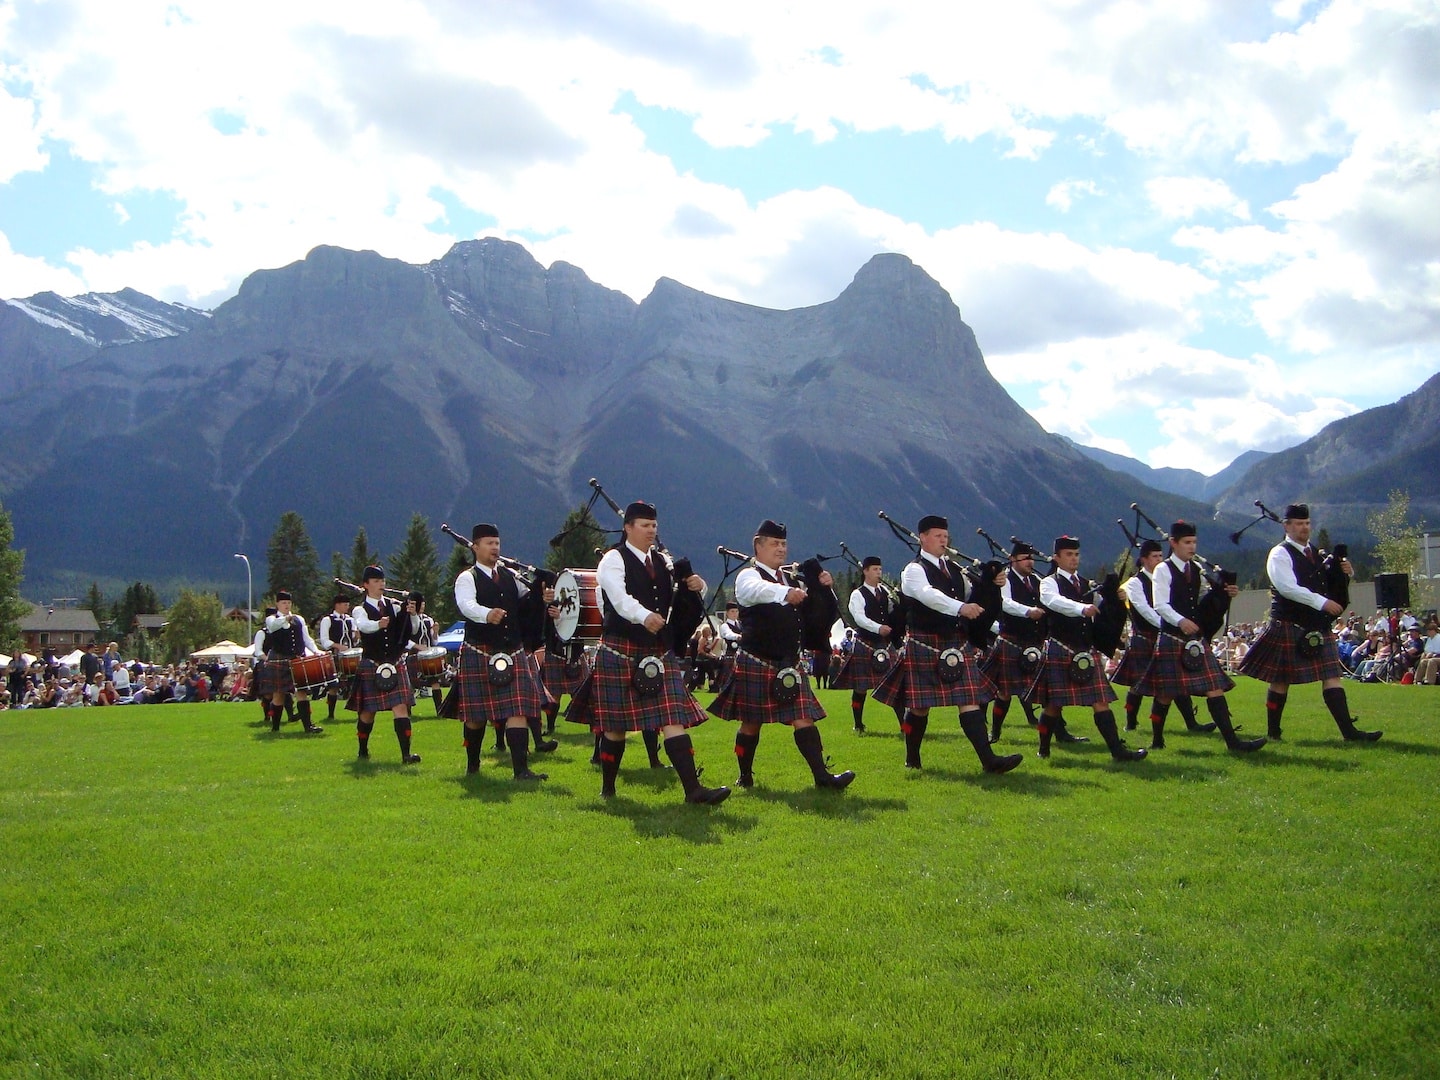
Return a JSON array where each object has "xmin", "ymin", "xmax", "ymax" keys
[
  {"xmin": 1267, "ymin": 539, "xmax": 1330, "ymax": 612},
  {"xmin": 1150, "ymin": 555, "xmax": 1195, "ymax": 630},
  {"xmin": 736, "ymin": 562, "xmax": 793, "ymax": 608},
  {"xmin": 900, "ymin": 551, "xmax": 968, "ymax": 616},
  {"xmin": 262, "ymin": 612, "xmax": 318, "ymax": 654},
  {"xmin": 848, "ymin": 585, "xmax": 888, "ymax": 633},
  {"xmin": 1000, "ymin": 572, "xmax": 1041, "ymax": 619},
  {"xmin": 1039, "ymin": 571, "xmax": 1093, "ymax": 618},
  {"xmin": 1122, "ymin": 571, "xmax": 1162, "ymax": 629},
  {"xmin": 455, "ymin": 562, "xmax": 530, "ymax": 624}
]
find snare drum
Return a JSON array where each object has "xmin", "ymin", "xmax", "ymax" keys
[
  {"xmin": 289, "ymin": 652, "xmax": 337, "ymax": 694},
  {"xmin": 336, "ymin": 648, "xmax": 362, "ymax": 677},
  {"xmin": 553, "ymin": 568, "xmax": 604, "ymax": 644},
  {"xmin": 410, "ymin": 646, "xmax": 448, "ymax": 683}
]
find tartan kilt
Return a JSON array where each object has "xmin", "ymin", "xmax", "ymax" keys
[
  {"xmin": 521, "ymin": 649, "xmax": 556, "ymax": 711},
  {"xmin": 345, "ymin": 657, "xmax": 414, "ymax": 715},
  {"xmin": 1027, "ymin": 639, "xmax": 1118, "ymax": 708},
  {"xmin": 871, "ymin": 631, "xmax": 996, "ymax": 712},
  {"xmin": 445, "ymin": 645, "xmax": 546, "ymax": 727},
  {"xmin": 252, "ymin": 657, "xmax": 295, "ymax": 697},
  {"xmin": 1135, "ymin": 632, "xmax": 1234, "ymax": 698},
  {"xmin": 979, "ymin": 635, "xmax": 1042, "ymax": 701},
  {"xmin": 541, "ymin": 648, "xmax": 592, "ymax": 699},
  {"xmin": 1238, "ymin": 620, "xmax": 1343, "ymax": 684},
  {"xmin": 831, "ymin": 639, "xmax": 898, "ymax": 692},
  {"xmin": 566, "ymin": 636, "xmax": 707, "ymax": 733},
  {"xmin": 708, "ymin": 649, "xmax": 826, "ymax": 725},
  {"xmin": 1110, "ymin": 627, "xmax": 1158, "ymax": 687}
]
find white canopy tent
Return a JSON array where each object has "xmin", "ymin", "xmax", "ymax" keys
[{"xmin": 190, "ymin": 640, "xmax": 255, "ymax": 662}]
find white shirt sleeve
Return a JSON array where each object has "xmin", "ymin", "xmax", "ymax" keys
[
  {"xmin": 1268, "ymin": 543, "xmax": 1330, "ymax": 611},
  {"xmin": 1000, "ymin": 574, "xmax": 1034, "ymax": 618},
  {"xmin": 1039, "ymin": 574, "xmax": 1089, "ymax": 618},
  {"xmin": 597, "ymin": 548, "xmax": 654, "ymax": 625},
  {"xmin": 318, "ymin": 615, "xmax": 336, "ymax": 650},
  {"xmin": 718, "ymin": 620, "xmax": 741, "ymax": 642},
  {"xmin": 900, "ymin": 558, "xmax": 961, "ymax": 617},
  {"xmin": 849, "ymin": 588, "xmax": 885, "ymax": 633},
  {"xmin": 1152, "ymin": 561, "xmax": 1184, "ymax": 629},
  {"xmin": 455, "ymin": 568, "xmax": 494, "ymax": 624},
  {"xmin": 351, "ymin": 603, "xmax": 385, "ymax": 634},
  {"xmin": 736, "ymin": 565, "xmax": 792, "ymax": 608},
  {"xmin": 1123, "ymin": 575, "xmax": 1162, "ymax": 629}
]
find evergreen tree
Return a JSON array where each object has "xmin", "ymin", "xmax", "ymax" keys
[
  {"xmin": 430, "ymin": 544, "xmax": 473, "ymax": 629},
  {"xmin": 266, "ymin": 511, "xmax": 326, "ymax": 618},
  {"xmin": 0, "ymin": 501, "xmax": 27, "ymax": 653},
  {"xmin": 112, "ymin": 582, "xmax": 162, "ymax": 641},
  {"xmin": 163, "ymin": 590, "xmax": 227, "ymax": 663},
  {"xmin": 83, "ymin": 581, "xmax": 112, "ymax": 638},
  {"xmin": 544, "ymin": 505, "xmax": 607, "ymax": 573},
  {"xmin": 388, "ymin": 514, "xmax": 443, "ymax": 608},
  {"xmin": 347, "ymin": 526, "xmax": 379, "ymax": 585}
]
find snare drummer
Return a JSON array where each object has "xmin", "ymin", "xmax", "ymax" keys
[
  {"xmin": 450, "ymin": 524, "xmax": 551, "ymax": 782},
  {"xmin": 259, "ymin": 592, "xmax": 324, "ymax": 734},
  {"xmin": 404, "ymin": 592, "xmax": 444, "ymax": 717},
  {"xmin": 318, "ymin": 594, "xmax": 357, "ymax": 721},
  {"xmin": 709, "ymin": 519, "xmax": 854, "ymax": 792},
  {"xmin": 348, "ymin": 566, "xmax": 421, "ymax": 764}
]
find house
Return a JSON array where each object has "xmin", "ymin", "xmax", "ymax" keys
[
  {"xmin": 19, "ymin": 603, "xmax": 101, "ymax": 653},
  {"xmin": 133, "ymin": 614, "xmax": 168, "ymax": 637}
]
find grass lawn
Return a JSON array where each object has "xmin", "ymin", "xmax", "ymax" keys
[{"xmin": 1, "ymin": 680, "xmax": 1437, "ymax": 1078}]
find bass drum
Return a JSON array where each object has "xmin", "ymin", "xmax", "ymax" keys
[
  {"xmin": 553, "ymin": 569, "xmax": 605, "ymax": 644},
  {"xmin": 289, "ymin": 652, "xmax": 337, "ymax": 694}
]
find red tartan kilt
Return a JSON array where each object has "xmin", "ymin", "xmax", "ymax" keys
[
  {"xmin": 708, "ymin": 650, "xmax": 826, "ymax": 725},
  {"xmin": 1134, "ymin": 633, "xmax": 1234, "ymax": 697},
  {"xmin": 979, "ymin": 636, "xmax": 1041, "ymax": 700},
  {"xmin": 1238, "ymin": 620, "xmax": 1343, "ymax": 684},
  {"xmin": 565, "ymin": 636, "xmax": 707, "ymax": 733},
  {"xmin": 1110, "ymin": 628, "xmax": 1157, "ymax": 687},
  {"xmin": 345, "ymin": 657, "xmax": 414, "ymax": 714},
  {"xmin": 520, "ymin": 649, "xmax": 556, "ymax": 709},
  {"xmin": 252, "ymin": 657, "xmax": 296, "ymax": 697},
  {"xmin": 871, "ymin": 631, "xmax": 996, "ymax": 712},
  {"xmin": 831, "ymin": 639, "xmax": 897, "ymax": 691},
  {"xmin": 541, "ymin": 650, "xmax": 592, "ymax": 698},
  {"xmin": 446, "ymin": 645, "xmax": 547, "ymax": 727},
  {"xmin": 1027, "ymin": 640, "xmax": 1117, "ymax": 707}
]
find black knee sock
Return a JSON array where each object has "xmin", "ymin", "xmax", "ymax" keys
[
  {"xmin": 542, "ymin": 702, "xmax": 559, "ymax": 733},
  {"xmin": 356, "ymin": 719, "xmax": 374, "ymax": 757},
  {"xmin": 1038, "ymin": 710, "xmax": 1056, "ymax": 756},
  {"xmin": 1322, "ymin": 686, "xmax": 1354, "ymax": 734},
  {"xmin": 1150, "ymin": 699, "xmax": 1171, "ymax": 746},
  {"xmin": 492, "ymin": 722, "xmax": 504, "ymax": 751},
  {"xmin": 903, "ymin": 711, "xmax": 928, "ymax": 767},
  {"xmin": 734, "ymin": 730, "xmax": 760, "ymax": 781},
  {"xmin": 326, "ymin": 691, "xmax": 337, "ymax": 719},
  {"xmin": 642, "ymin": 727, "xmax": 664, "ymax": 766},
  {"xmin": 1266, "ymin": 689, "xmax": 1288, "ymax": 738},
  {"xmin": 792, "ymin": 724, "xmax": 834, "ymax": 783},
  {"xmin": 298, "ymin": 698, "xmax": 315, "ymax": 730},
  {"xmin": 991, "ymin": 699, "xmax": 1010, "ymax": 740},
  {"xmin": 464, "ymin": 726, "xmax": 482, "ymax": 772},
  {"xmin": 528, "ymin": 715, "xmax": 553, "ymax": 750},
  {"xmin": 1124, "ymin": 690, "xmax": 1142, "ymax": 729},
  {"xmin": 394, "ymin": 715, "xmax": 412, "ymax": 758},
  {"xmin": 599, "ymin": 735, "xmax": 626, "ymax": 795},
  {"xmin": 505, "ymin": 725, "xmax": 531, "ymax": 777},
  {"xmin": 851, "ymin": 691, "xmax": 866, "ymax": 728},
  {"xmin": 1020, "ymin": 699, "xmax": 1039, "ymax": 725}
]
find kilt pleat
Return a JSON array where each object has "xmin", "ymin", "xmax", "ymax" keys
[
  {"xmin": 1134, "ymin": 632, "xmax": 1234, "ymax": 697},
  {"xmin": 871, "ymin": 631, "xmax": 996, "ymax": 712},
  {"xmin": 831, "ymin": 639, "xmax": 898, "ymax": 692},
  {"xmin": 565, "ymin": 636, "xmax": 707, "ymax": 733},
  {"xmin": 252, "ymin": 657, "xmax": 295, "ymax": 697},
  {"xmin": 1110, "ymin": 627, "xmax": 1157, "ymax": 687},
  {"xmin": 541, "ymin": 649, "xmax": 592, "ymax": 698},
  {"xmin": 708, "ymin": 650, "xmax": 826, "ymax": 725},
  {"xmin": 1238, "ymin": 620, "xmax": 1343, "ymax": 684},
  {"xmin": 345, "ymin": 657, "xmax": 414, "ymax": 714},
  {"xmin": 1027, "ymin": 639, "xmax": 1117, "ymax": 707},
  {"xmin": 448, "ymin": 645, "xmax": 546, "ymax": 727},
  {"xmin": 979, "ymin": 635, "xmax": 1041, "ymax": 700}
]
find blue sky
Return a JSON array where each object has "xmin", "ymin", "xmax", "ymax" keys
[{"xmin": 2, "ymin": 0, "xmax": 1437, "ymax": 473}]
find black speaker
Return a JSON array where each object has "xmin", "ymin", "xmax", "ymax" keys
[{"xmin": 1373, "ymin": 573, "xmax": 1410, "ymax": 610}]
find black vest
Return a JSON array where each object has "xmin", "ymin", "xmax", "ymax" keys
[
  {"xmin": 904, "ymin": 557, "xmax": 964, "ymax": 637},
  {"xmin": 740, "ymin": 565, "xmax": 804, "ymax": 665},
  {"xmin": 1000, "ymin": 570, "xmax": 1045, "ymax": 644},
  {"xmin": 360, "ymin": 598, "xmax": 404, "ymax": 663},
  {"xmin": 1128, "ymin": 573, "xmax": 1157, "ymax": 636},
  {"xmin": 1047, "ymin": 571, "xmax": 1094, "ymax": 651},
  {"xmin": 1270, "ymin": 544, "xmax": 1332, "ymax": 631},
  {"xmin": 325, "ymin": 612, "xmax": 356, "ymax": 649},
  {"xmin": 602, "ymin": 545, "xmax": 674, "ymax": 649},
  {"xmin": 853, "ymin": 585, "xmax": 892, "ymax": 647},
  {"xmin": 1163, "ymin": 558, "xmax": 1201, "ymax": 622},
  {"xmin": 463, "ymin": 566, "xmax": 523, "ymax": 650},
  {"xmin": 414, "ymin": 614, "xmax": 437, "ymax": 648},
  {"xmin": 267, "ymin": 617, "xmax": 302, "ymax": 658}
]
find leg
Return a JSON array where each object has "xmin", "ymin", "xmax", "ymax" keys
[
  {"xmin": 1174, "ymin": 694, "xmax": 1215, "ymax": 732},
  {"xmin": 506, "ymin": 715, "xmax": 547, "ymax": 780},
  {"xmin": 960, "ymin": 706, "xmax": 1022, "ymax": 774},
  {"xmin": 463, "ymin": 723, "xmax": 483, "ymax": 774},
  {"xmin": 851, "ymin": 690, "xmax": 867, "ymax": 732},
  {"xmin": 1322, "ymin": 679, "xmax": 1381, "ymax": 741},
  {"xmin": 393, "ymin": 706, "xmax": 419, "ymax": 763},
  {"xmin": 903, "ymin": 708, "xmax": 929, "ymax": 769},
  {"xmin": 1149, "ymin": 698, "xmax": 1172, "ymax": 749},
  {"xmin": 1093, "ymin": 705, "xmax": 1146, "ymax": 761},
  {"xmin": 734, "ymin": 721, "xmax": 761, "ymax": 787},
  {"xmin": 297, "ymin": 694, "xmax": 321, "ymax": 733},
  {"xmin": 641, "ymin": 727, "xmax": 667, "ymax": 768},
  {"xmin": 989, "ymin": 697, "xmax": 1010, "ymax": 743},
  {"xmin": 793, "ymin": 718, "xmax": 855, "ymax": 789},
  {"xmin": 663, "ymin": 725, "xmax": 730, "ymax": 804},
  {"xmin": 527, "ymin": 715, "xmax": 558, "ymax": 753},
  {"xmin": 1123, "ymin": 689, "xmax": 1142, "ymax": 731},
  {"xmin": 1205, "ymin": 692, "xmax": 1266, "ymax": 752},
  {"xmin": 598, "ymin": 730, "xmax": 626, "ymax": 797},
  {"xmin": 1265, "ymin": 683, "xmax": 1289, "ymax": 740},
  {"xmin": 356, "ymin": 711, "xmax": 375, "ymax": 758}
]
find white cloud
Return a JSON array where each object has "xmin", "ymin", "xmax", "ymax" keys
[
  {"xmin": 0, "ymin": 231, "xmax": 85, "ymax": 298},
  {"xmin": 1146, "ymin": 177, "xmax": 1250, "ymax": 220},
  {"xmin": 1046, "ymin": 180, "xmax": 1100, "ymax": 213},
  {"xmin": 0, "ymin": 85, "xmax": 46, "ymax": 184}
]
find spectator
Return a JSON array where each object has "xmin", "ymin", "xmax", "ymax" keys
[
  {"xmin": 111, "ymin": 662, "xmax": 132, "ymax": 701},
  {"xmin": 79, "ymin": 644, "xmax": 102, "ymax": 687},
  {"xmin": 1415, "ymin": 627, "xmax": 1440, "ymax": 686}
]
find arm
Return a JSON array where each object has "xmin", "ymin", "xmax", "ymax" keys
[
  {"xmin": 1268, "ymin": 545, "xmax": 1330, "ymax": 612},
  {"xmin": 735, "ymin": 566, "xmax": 792, "ymax": 608},
  {"xmin": 900, "ymin": 561, "xmax": 961, "ymax": 617},
  {"xmin": 848, "ymin": 589, "xmax": 886, "ymax": 634},
  {"xmin": 318, "ymin": 616, "xmax": 335, "ymax": 651},
  {"xmin": 596, "ymin": 549, "xmax": 655, "ymax": 625},
  {"xmin": 455, "ymin": 569, "xmax": 496, "ymax": 624},
  {"xmin": 999, "ymin": 575, "xmax": 1035, "ymax": 619},
  {"xmin": 1038, "ymin": 575, "xmax": 1091, "ymax": 618},
  {"xmin": 1123, "ymin": 576, "xmax": 1162, "ymax": 629},
  {"xmin": 1151, "ymin": 562, "xmax": 1190, "ymax": 632}
]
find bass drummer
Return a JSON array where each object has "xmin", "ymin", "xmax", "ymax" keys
[
  {"xmin": 348, "ymin": 566, "xmax": 422, "ymax": 764},
  {"xmin": 318, "ymin": 593, "xmax": 358, "ymax": 722},
  {"xmin": 259, "ymin": 591, "xmax": 324, "ymax": 734}
]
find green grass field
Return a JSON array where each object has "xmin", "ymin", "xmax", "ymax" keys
[{"xmin": 2, "ymin": 680, "xmax": 1437, "ymax": 1079}]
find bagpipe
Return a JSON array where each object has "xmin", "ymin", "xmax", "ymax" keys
[
  {"xmin": 878, "ymin": 511, "xmax": 1005, "ymax": 651},
  {"xmin": 836, "ymin": 540, "xmax": 907, "ymax": 642},
  {"xmin": 439, "ymin": 523, "xmax": 560, "ymax": 649},
  {"xmin": 982, "ymin": 524, "xmax": 1123, "ymax": 656},
  {"xmin": 332, "ymin": 577, "xmax": 414, "ymax": 660},
  {"xmin": 715, "ymin": 545, "xmax": 840, "ymax": 652},
  {"xmin": 1124, "ymin": 503, "xmax": 1233, "ymax": 642},
  {"xmin": 1230, "ymin": 500, "xmax": 1351, "ymax": 611}
]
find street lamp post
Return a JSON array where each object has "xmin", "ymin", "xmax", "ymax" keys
[{"xmin": 234, "ymin": 553, "xmax": 252, "ymax": 643}]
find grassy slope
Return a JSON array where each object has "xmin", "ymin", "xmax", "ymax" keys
[{"xmin": 1, "ymin": 682, "xmax": 1437, "ymax": 1079}]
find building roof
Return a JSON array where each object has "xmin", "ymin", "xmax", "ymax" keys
[
  {"xmin": 133, "ymin": 614, "xmax": 169, "ymax": 631},
  {"xmin": 19, "ymin": 603, "xmax": 101, "ymax": 634}
]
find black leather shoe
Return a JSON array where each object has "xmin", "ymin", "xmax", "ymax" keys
[
  {"xmin": 984, "ymin": 753, "xmax": 1022, "ymax": 775},
  {"xmin": 1150, "ymin": 733, "xmax": 1165, "ymax": 750},
  {"xmin": 1188, "ymin": 721, "xmax": 1218, "ymax": 733},
  {"xmin": 1055, "ymin": 728, "xmax": 1088, "ymax": 744},
  {"xmin": 735, "ymin": 774, "xmax": 754, "ymax": 788},
  {"xmin": 816, "ymin": 770, "xmax": 856, "ymax": 790},
  {"xmin": 514, "ymin": 769, "xmax": 548, "ymax": 781},
  {"xmin": 304, "ymin": 724, "xmax": 324, "ymax": 734},
  {"xmin": 1225, "ymin": 735, "xmax": 1267, "ymax": 753},
  {"xmin": 687, "ymin": 785, "xmax": 732, "ymax": 805},
  {"xmin": 535, "ymin": 738, "xmax": 559, "ymax": 753},
  {"xmin": 1343, "ymin": 726, "xmax": 1383, "ymax": 742},
  {"xmin": 402, "ymin": 753, "xmax": 421, "ymax": 763},
  {"xmin": 1111, "ymin": 746, "xmax": 1147, "ymax": 761}
]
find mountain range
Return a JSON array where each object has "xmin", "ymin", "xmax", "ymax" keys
[{"xmin": 0, "ymin": 239, "xmax": 1433, "ymax": 600}]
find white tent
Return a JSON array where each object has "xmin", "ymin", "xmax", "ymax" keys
[
  {"xmin": 190, "ymin": 640, "xmax": 254, "ymax": 661},
  {"xmin": 58, "ymin": 649, "xmax": 85, "ymax": 668}
]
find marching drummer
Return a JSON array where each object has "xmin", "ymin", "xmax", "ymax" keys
[
  {"xmin": 318, "ymin": 593, "xmax": 358, "ymax": 721},
  {"xmin": 404, "ymin": 592, "xmax": 444, "ymax": 716},
  {"xmin": 259, "ymin": 591, "xmax": 324, "ymax": 734}
]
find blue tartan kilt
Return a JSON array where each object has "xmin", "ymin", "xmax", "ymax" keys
[
  {"xmin": 708, "ymin": 649, "xmax": 826, "ymax": 725},
  {"xmin": 1027, "ymin": 639, "xmax": 1118, "ymax": 708},
  {"xmin": 1134, "ymin": 632, "xmax": 1234, "ymax": 698},
  {"xmin": 566, "ymin": 636, "xmax": 707, "ymax": 733},
  {"xmin": 871, "ymin": 631, "xmax": 996, "ymax": 712},
  {"xmin": 448, "ymin": 645, "xmax": 546, "ymax": 727},
  {"xmin": 1110, "ymin": 627, "xmax": 1158, "ymax": 687},
  {"xmin": 521, "ymin": 649, "xmax": 556, "ymax": 710},
  {"xmin": 979, "ymin": 635, "xmax": 1042, "ymax": 700},
  {"xmin": 252, "ymin": 657, "xmax": 295, "ymax": 697},
  {"xmin": 541, "ymin": 649, "xmax": 592, "ymax": 699},
  {"xmin": 831, "ymin": 639, "xmax": 898, "ymax": 692},
  {"xmin": 1238, "ymin": 620, "xmax": 1343, "ymax": 684},
  {"xmin": 345, "ymin": 657, "xmax": 414, "ymax": 715}
]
